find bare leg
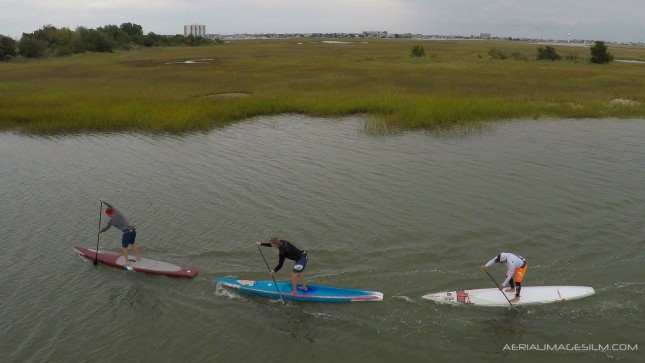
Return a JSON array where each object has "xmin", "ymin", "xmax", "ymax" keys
[
  {"xmin": 122, "ymin": 248, "xmax": 130, "ymax": 265},
  {"xmin": 298, "ymin": 274, "xmax": 308, "ymax": 291},
  {"xmin": 506, "ymin": 278, "xmax": 515, "ymax": 292},
  {"xmin": 290, "ymin": 272, "xmax": 298, "ymax": 294},
  {"xmin": 131, "ymin": 244, "xmax": 141, "ymax": 262}
]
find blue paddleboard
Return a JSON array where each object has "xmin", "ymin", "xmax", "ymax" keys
[{"xmin": 215, "ymin": 278, "xmax": 383, "ymax": 303}]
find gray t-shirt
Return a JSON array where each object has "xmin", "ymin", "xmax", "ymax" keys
[{"xmin": 99, "ymin": 202, "xmax": 133, "ymax": 233}]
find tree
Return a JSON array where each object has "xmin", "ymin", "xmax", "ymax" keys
[
  {"xmin": 142, "ymin": 32, "xmax": 162, "ymax": 47},
  {"xmin": 8, "ymin": 22, "xmax": 220, "ymax": 58},
  {"xmin": 0, "ymin": 35, "xmax": 17, "ymax": 60},
  {"xmin": 31, "ymin": 25, "xmax": 59, "ymax": 43},
  {"xmin": 536, "ymin": 46, "xmax": 561, "ymax": 61},
  {"xmin": 78, "ymin": 28, "xmax": 114, "ymax": 52},
  {"xmin": 120, "ymin": 23, "xmax": 144, "ymax": 44},
  {"xmin": 18, "ymin": 36, "xmax": 48, "ymax": 57},
  {"xmin": 590, "ymin": 41, "xmax": 613, "ymax": 64},
  {"xmin": 51, "ymin": 27, "xmax": 75, "ymax": 56},
  {"xmin": 51, "ymin": 27, "xmax": 74, "ymax": 46},
  {"xmin": 19, "ymin": 25, "xmax": 76, "ymax": 56},
  {"xmin": 186, "ymin": 34, "xmax": 198, "ymax": 46},
  {"xmin": 410, "ymin": 45, "xmax": 426, "ymax": 57},
  {"xmin": 98, "ymin": 25, "xmax": 131, "ymax": 48}
]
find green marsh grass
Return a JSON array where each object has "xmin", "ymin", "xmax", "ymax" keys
[{"xmin": 0, "ymin": 39, "xmax": 643, "ymax": 133}]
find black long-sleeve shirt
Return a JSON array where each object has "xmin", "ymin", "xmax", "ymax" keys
[{"xmin": 261, "ymin": 240, "xmax": 305, "ymax": 272}]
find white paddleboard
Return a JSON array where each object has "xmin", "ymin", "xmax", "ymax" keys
[{"xmin": 422, "ymin": 286, "xmax": 595, "ymax": 306}]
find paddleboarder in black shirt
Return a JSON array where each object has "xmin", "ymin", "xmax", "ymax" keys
[{"xmin": 256, "ymin": 237, "xmax": 308, "ymax": 294}]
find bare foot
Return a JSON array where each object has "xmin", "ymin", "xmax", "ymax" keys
[
  {"xmin": 300, "ymin": 286, "xmax": 308, "ymax": 291},
  {"xmin": 505, "ymin": 288, "xmax": 515, "ymax": 293},
  {"xmin": 510, "ymin": 297, "xmax": 520, "ymax": 304}
]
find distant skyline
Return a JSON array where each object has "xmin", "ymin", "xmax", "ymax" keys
[{"xmin": 1, "ymin": 0, "xmax": 643, "ymax": 43}]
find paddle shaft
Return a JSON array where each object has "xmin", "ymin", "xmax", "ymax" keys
[
  {"xmin": 257, "ymin": 245, "xmax": 284, "ymax": 304},
  {"xmin": 483, "ymin": 268, "xmax": 514, "ymax": 307},
  {"xmin": 94, "ymin": 201, "xmax": 103, "ymax": 266}
]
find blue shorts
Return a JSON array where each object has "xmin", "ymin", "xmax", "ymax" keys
[
  {"xmin": 122, "ymin": 229, "xmax": 136, "ymax": 248},
  {"xmin": 292, "ymin": 256, "xmax": 308, "ymax": 273}
]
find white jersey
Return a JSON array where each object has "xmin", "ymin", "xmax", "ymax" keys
[{"xmin": 484, "ymin": 252, "xmax": 526, "ymax": 287}]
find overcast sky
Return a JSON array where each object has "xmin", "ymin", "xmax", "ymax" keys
[{"xmin": 1, "ymin": 0, "xmax": 643, "ymax": 42}]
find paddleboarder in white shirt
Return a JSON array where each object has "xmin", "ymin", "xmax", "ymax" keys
[{"xmin": 481, "ymin": 252, "xmax": 527, "ymax": 304}]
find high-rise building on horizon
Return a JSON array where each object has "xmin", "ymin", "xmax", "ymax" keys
[{"xmin": 184, "ymin": 24, "xmax": 206, "ymax": 37}]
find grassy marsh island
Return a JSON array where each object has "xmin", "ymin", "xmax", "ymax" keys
[{"xmin": 1, "ymin": 39, "xmax": 644, "ymax": 134}]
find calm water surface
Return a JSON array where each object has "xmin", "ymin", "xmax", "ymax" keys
[{"xmin": 1, "ymin": 116, "xmax": 643, "ymax": 362}]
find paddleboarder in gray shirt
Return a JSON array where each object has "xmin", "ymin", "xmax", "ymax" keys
[{"xmin": 98, "ymin": 199, "xmax": 141, "ymax": 265}]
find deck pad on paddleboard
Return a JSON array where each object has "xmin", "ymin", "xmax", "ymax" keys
[
  {"xmin": 74, "ymin": 246, "xmax": 197, "ymax": 278},
  {"xmin": 422, "ymin": 286, "xmax": 595, "ymax": 306},
  {"xmin": 215, "ymin": 278, "xmax": 383, "ymax": 303},
  {"xmin": 114, "ymin": 255, "xmax": 182, "ymax": 272}
]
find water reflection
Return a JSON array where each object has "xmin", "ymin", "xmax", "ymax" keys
[
  {"xmin": 482, "ymin": 308, "xmax": 525, "ymax": 338},
  {"xmin": 362, "ymin": 117, "xmax": 490, "ymax": 137},
  {"xmin": 107, "ymin": 282, "xmax": 168, "ymax": 321},
  {"xmin": 277, "ymin": 305, "xmax": 320, "ymax": 343}
]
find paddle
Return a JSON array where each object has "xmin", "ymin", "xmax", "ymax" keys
[
  {"xmin": 256, "ymin": 245, "xmax": 285, "ymax": 304},
  {"xmin": 93, "ymin": 201, "xmax": 103, "ymax": 266},
  {"xmin": 482, "ymin": 268, "xmax": 513, "ymax": 307}
]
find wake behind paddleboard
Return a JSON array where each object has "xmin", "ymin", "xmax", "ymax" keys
[
  {"xmin": 74, "ymin": 246, "xmax": 197, "ymax": 278},
  {"xmin": 215, "ymin": 277, "xmax": 383, "ymax": 303},
  {"xmin": 422, "ymin": 286, "xmax": 595, "ymax": 306}
]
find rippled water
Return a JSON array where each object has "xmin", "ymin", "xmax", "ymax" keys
[{"xmin": 1, "ymin": 116, "xmax": 643, "ymax": 362}]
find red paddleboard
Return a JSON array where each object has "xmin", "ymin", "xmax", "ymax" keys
[{"xmin": 74, "ymin": 246, "xmax": 197, "ymax": 278}]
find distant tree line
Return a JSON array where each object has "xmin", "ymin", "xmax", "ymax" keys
[
  {"xmin": 479, "ymin": 41, "xmax": 613, "ymax": 63},
  {"xmin": 0, "ymin": 23, "xmax": 222, "ymax": 60},
  {"xmin": 536, "ymin": 41, "xmax": 612, "ymax": 63}
]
